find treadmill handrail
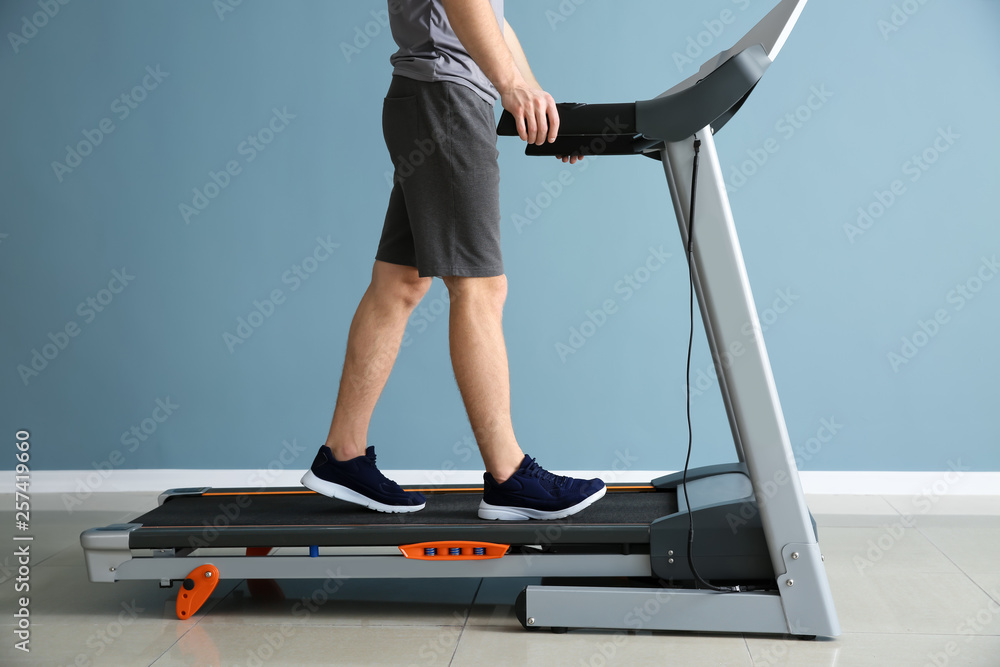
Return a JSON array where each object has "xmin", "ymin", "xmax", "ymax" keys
[
  {"xmin": 635, "ymin": 44, "xmax": 771, "ymax": 145},
  {"xmin": 496, "ymin": 44, "xmax": 771, "ymax": 156}
]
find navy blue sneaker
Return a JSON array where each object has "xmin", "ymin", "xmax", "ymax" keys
[
  {"xmin": 478, "ymin": 455, "xmax": 606, "ymax": 520},
  {"xmin": 301, "ymin": 445, "xmax": 425, "ymax": 513}
]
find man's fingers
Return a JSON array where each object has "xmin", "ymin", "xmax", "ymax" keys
[
  {"xmin": 524, "ymin": 109, "xmax": 538, "ymax": 145},
  {"xmin": 515, "ymin": 115, "xmax": 527, "ymax": 143},
  {"xmin": 546, "ymin": 97, "xmax": 559, "ymax": 143},
  {"xmin": 533, "ymin": 105, "xmax": 548, "ymax": 145}
]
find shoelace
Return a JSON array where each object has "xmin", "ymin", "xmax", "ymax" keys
[{"xmin": 522, "ymin": 458, "xmax": 571, "ymax": 488}]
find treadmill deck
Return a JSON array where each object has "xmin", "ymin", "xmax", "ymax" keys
[{"xmin": 126, "ymin": 486, "xmax": 677, "ymax": 549}]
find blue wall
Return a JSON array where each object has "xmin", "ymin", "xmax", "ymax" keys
[{"xmin": 2, "ymin": 0, "xmax": 998, "ymax": 475}]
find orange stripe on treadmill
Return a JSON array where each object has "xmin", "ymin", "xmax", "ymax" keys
[
  {"xmin": 202, "ymin": 491, "xmax": 315, "ymax": 496},
  {"xmin": 136, "ymin": 520, "xmax": 648, "ymax": 529},
  {"xmin": 202, "ymin": 484, "xmax": 653, "ymax": 496}
]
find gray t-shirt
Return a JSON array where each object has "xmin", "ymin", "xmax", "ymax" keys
[{"xmin": 388, "ymin": 0, "xmax": 504, "ymax": 104}]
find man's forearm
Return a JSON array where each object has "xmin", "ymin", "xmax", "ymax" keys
[
  {"xmin": 443, "ymin": 0, "xmax": 558, "ymax": 145},
  {"xmin": 503, "ymin": 20, "xmax": 540, "ymax": 89},
  {"xmin": 441, "ymin": 0, "xmax": 523, "ymax": 93}
]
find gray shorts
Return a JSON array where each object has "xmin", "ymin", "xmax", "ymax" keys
[{"xmin": 376, "ymin": 75, "xmax": 503, "ymax": 278}]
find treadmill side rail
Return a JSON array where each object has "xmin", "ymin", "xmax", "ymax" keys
[
  {"xmin": 105, "ymin": 553, "xmax": 652, "ymax": 581},
  {"xmin": 80, "ymin": 523, "xmax": 141, "ymax": 583},
  {"xmin": 158, "ymin": 487, "xmax": 210, "ymax": 506}
]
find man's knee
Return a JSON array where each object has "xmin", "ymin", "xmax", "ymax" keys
[
  {"xmin": 443, "ymin": 275, "xmax": 507, "ymax": 312},
  {"xmin": 372, "ymin": 263, "xmax": 432, "ymax": 309}
]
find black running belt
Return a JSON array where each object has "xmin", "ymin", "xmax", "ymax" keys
[{"xmin": 126, "ymin": 487, "xmax": 678, "ymax": 550}]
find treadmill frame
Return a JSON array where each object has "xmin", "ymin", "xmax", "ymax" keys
[{"xmin": 80, "ymin": 0, "xmax": 840, "ymax": 638}]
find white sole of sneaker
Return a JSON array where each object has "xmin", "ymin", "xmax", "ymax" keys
[
  {"xmin": 477, "ymin": 485, "xmax": 607, "ymax": 520},
  {"xmin": 300, "ymin": 470, "xmax": 425, "ymax": 513}
]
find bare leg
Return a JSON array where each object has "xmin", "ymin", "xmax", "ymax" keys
[
  {"xmin": 324, "ymin": 260, "xmax": 431, "ymax": 460},
  {"xmin": 443, "ymin": 274, "xmax": 525, "ymax": 483}
]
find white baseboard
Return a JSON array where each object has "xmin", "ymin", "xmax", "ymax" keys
[{"xmin": 7, "ymin": 468, "xmax": 1000, "ymax": 496}]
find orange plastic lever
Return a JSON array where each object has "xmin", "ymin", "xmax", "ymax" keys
[
  {"xmin": 399, "ymin": 541, "xmax": 508, "ymax": 561},
  {"xmin": 175, "ymin": 564, "xmax": 220, "ymax": 620}
]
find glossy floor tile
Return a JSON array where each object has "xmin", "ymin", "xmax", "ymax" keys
[
  {"xmin": 1, "ymin": 494, "xmax": 998, "ymax": 666},
  {"xmin": 746, "ymin": 633, "xmax": 1000, "ymax": 667}
]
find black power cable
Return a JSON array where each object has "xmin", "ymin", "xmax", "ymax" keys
[{"xmin": 681, "ymin": 137, "xmax": 741, "ymax": 594}]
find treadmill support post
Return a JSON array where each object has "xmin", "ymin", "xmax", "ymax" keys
[{"xmin": 657, "ymin": 128, "xmax": 839, "ymax": 637}]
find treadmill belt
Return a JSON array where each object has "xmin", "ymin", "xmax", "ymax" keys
[{"xmin": 126, "ymin": 487, "xmax": 677, "ymax": 549}]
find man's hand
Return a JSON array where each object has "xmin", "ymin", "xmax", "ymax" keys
[
  {"xmin": 436, "ymin": 4, "xmax": 568, "ymax": 152},
  {"xmin": 499, "ymin": 81, "xmax": 559, "ymax": 146}
]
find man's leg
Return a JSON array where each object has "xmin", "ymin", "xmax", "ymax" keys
[
  {"xmin": 302, "ymin": 259, "xmax": 431, "ymax": 513},
  {"xmin": 442, "ymin": 274, "xmax": 525, "ymax": 483},
  {"xmin": 444, "ymin": 273, "xmax": 606, "ymax": 520},
  {"xmin": 324, "ymin": 260, "xmax": 431, "ymax": 460}
]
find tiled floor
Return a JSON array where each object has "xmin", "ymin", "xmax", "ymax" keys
[{"xmin": 1, "ymin": 493, "xmax": 998, "ymax": 666}]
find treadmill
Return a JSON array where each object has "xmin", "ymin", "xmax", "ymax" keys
[{"xmin": 81, "ymin": 0, "xmax": 840, "ymax": 637}]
